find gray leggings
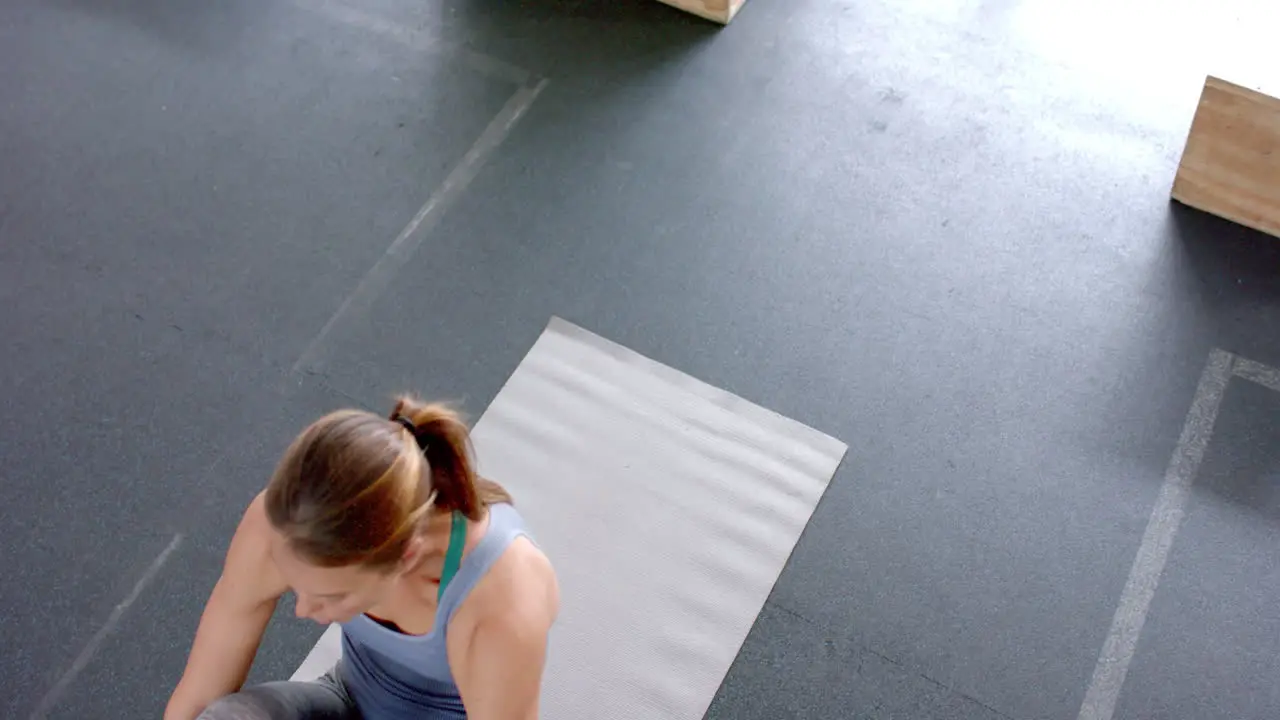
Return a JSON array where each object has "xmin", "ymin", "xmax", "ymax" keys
[{"xmin": 196, "ymin": 670, "xmax": 361, "ymax": 720}]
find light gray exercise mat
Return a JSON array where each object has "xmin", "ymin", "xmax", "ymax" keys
[{"xmin": 291, "ymin": 317, "xmax": 848, "ymax": 719}]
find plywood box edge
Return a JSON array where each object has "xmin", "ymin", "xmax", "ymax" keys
[
  {"xmin": 1170, "ymin": 73, "xmax": 1280, "ymax": 240},
  {"xmin": 1170, "ymin": 193, "xmax": 1280, "ymax": 240},
  {"xmin": 1171, "ymin": 184, "xmax": 1280, "ymax": 240},
  {"xmin": 655, "ymin": 0, "xmax": 747, "ymax": 24},
  {"xmin": 1202, "ymin": 74, "xmax": 1280, "ymax": 109}
]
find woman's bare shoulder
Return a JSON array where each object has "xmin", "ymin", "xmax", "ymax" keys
[
  {"xmin": 468, "ymin": 535, "xmax": 559, "ymax": 626},
  {"xmin": 218, "ymin": 492, "xmax": 289, "ymax": 607},
  {"xmin": 447, "ymin": 536, "xmax": 558, "ymax": 717}
]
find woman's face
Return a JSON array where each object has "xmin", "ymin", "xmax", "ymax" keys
[{"xmin": 270, "ymin": 537, "xmax": 402, "ymax": 625}]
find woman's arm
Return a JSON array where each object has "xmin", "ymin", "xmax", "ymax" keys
[
  {"xmin": 164, "ymin": 494, "xmax": 288, "ymax": 720},
  {"xmin": 451, "ymin": 540, "xmax": 560, "ymax": 720}
]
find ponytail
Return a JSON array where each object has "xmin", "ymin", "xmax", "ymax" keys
[{"xmin": 390, "ymin": 396, "xmax": 512, "ymax": 520}]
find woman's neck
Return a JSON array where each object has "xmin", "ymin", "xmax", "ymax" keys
[{"xmin": 403, "ymin": 506, "xmax": 486, "ymax": 577}]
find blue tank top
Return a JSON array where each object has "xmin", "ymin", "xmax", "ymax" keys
[{"xmin": 337, "ymin": 503, "xmax": 530, "ymax": 719}]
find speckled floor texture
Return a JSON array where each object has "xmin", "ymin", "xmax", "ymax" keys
[{"xmin": 2, "ymin": 0, "xmax": 1279, "ymax": 718}]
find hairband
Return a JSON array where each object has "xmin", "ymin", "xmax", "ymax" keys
[{"xmin": 393, "ymin": 415, "xmax": 429, "ymax": 451}]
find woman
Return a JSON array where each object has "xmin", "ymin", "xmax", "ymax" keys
[{"xmin": 165, "ymin": 397, "xmax": 560, "ymax": 720}]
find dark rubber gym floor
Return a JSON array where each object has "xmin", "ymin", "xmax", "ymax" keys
[{"xmin": 3, "ymin": 0, "xmax": 1279, "ymax": 717}]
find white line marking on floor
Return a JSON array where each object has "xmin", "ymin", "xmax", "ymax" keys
[
  {"xmin": 28, "ymin": 534, "xmax": 184, "ymax": 720},
  {"xmin": 1075, "ymin": 349, "xmax": 1233, "ymax": 720},
  {"xmin": 292, "ymin": 77, "xmax": 549, "ymax": 377},
  {"xmin": 291, "ymin": 0, "xmax": 534, "ymax": 86},
  {"xmin": 1232, "ymin": 356, "xmax": 1280, "ymax": 394}
]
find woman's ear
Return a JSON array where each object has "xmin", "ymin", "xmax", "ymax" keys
[{"xmin": 399, "ymin": 534, "xmax": 429, "ymax": 571}]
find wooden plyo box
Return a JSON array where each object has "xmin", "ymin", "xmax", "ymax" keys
[
  {"xmin": 655, "ymin": 0, "xmax": 746, "ymax": 24},
  {"xmin": 1172, "ymin": 75, "xmax": 1280, "ymax": 239}
]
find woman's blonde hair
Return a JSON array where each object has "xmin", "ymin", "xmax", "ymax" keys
[{"xmin": 264, "ymin": 396, "xmax": 511, "ymax": 569}]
